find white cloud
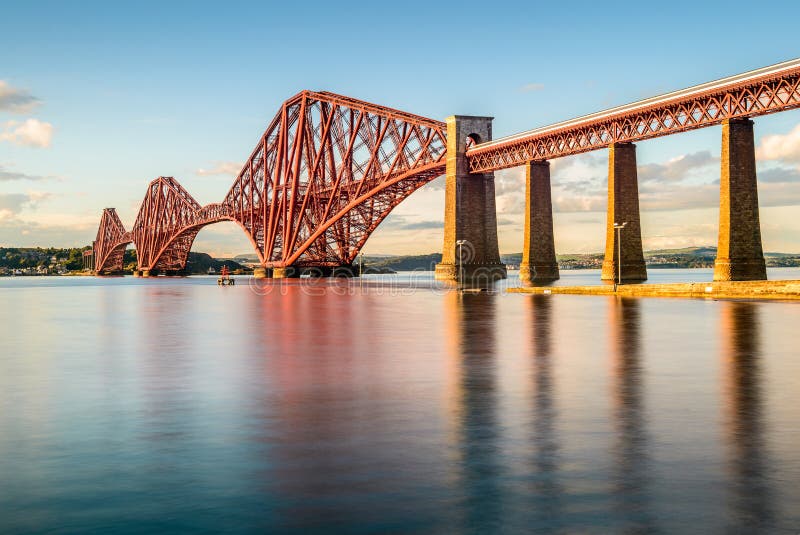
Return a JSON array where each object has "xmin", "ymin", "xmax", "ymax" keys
[
  {"xmin": 520, "ymin": 83, "xmax": 545, "ymax": 93},
  {"xmin": 0, "ymin": 119, "xmax": 54, "ymax": 148},
  {"xmin": 757, "ymin": 123, "xmax": 800, "ymax": 163},
  {"xmin": 638, "ymin": 150, "xmax": 717, "ymax": 182},
  {"xmin": 196, "ymin": 161, "xmax": 242, "ymax": 177},
  {"xmin": 0, "ymin": 81, "xmax": 41, "ymax": 113}
]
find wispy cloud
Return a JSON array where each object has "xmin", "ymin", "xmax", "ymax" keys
[
  {"xmin": 0, "ymin": 164, "xmax": 56, "ymax": 182},
  {"xmin": 0, "ymin": 81, "xmax": 41, "ymax": 114},
  {"xmin": 519, "ymin": 83, "xmax": 545, "ymax": 93},
  {"xmin": 380, "ymin": 213, "xmax": 442, "ymax": 230},
  {"xmin": 196, "ymin": 161, "xmax": 242, "ymax": 177},
  {"xmin": 759, "ymin": 166, "xmax": 800, "ymax": 183},
  {"xmin": 0, "ymin": 214, "xmax": 96, "ymax": 247},
  {"xmin": 0, "ymin": 119, "xmax": 54, "ymax": 148}
]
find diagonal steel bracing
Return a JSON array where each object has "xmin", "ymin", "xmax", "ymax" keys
[{"xmin": 93, "ymin": 91, "xmax": 447, "ymax": 272}]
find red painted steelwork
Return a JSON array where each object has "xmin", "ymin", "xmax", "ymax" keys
[
  {"xmin": 467, "ymin": 59, "xmax": 800, "ymax": 172},
  {"xmin": 93, "ymin": 208, "xmax": 132, "ymax": 273},
  {"xmin": 93, "ymin": 91, "xmax": 447, "ymax": 272}
]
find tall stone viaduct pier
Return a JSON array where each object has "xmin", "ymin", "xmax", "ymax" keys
[
  {"xmin": 447, "ymin": 58, "xmax": 800, "ymax": 283},
  {"xmin": 92, "ymin": 59, "xmax": 800, "ymax": 282}
]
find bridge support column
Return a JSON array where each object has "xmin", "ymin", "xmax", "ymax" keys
[
  {"xmin": 713, "ymin": 119, "xmax": 767, "ymax": 281},
  {"xmin": 601, "ymin": 143, "xmax": 647, "ymax": 282},
  {"xmin": 271, "ymin": 265, "xmax": 357, "ymax": 278},
  {"xmin": 141, "ymin": 269, "xmax": 152, "ymax": 278},
  {"xmin": 271, "ymin": 266, "xmax": 298, "ymax": 279},
  {"xmin": 253, "ymin": 267, "xmax": 268, "ymax": 279},
  {"xmin": 520, "ymin": 161, "xmax": 559, "ymax": 284},
  {"xmin": 434, "ymin": 115, "xmax": 506, "ymax": 283}
]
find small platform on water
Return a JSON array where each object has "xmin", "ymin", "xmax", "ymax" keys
[{"xmin": 508, "ymin": 279, "xmax": 800, "ymax": 301}]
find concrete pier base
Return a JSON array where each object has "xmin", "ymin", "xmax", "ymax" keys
[
  {"xmin": 141, "ymin": 270, "xmax": 152, "ymax": 278},
  {"xmin": 520, "ymin": 161, "xmax": 559, "ymax": 284},
  {"xmin": 271, "ymin": 266, "xmax": 298, "ymax": 279},
  {"xmin": 271, "ymin": 265, "xmax": 358, "ymax": 279},
  {"xmin": 601, "ymin": 143, "xmax": 647, "ymax": 282},
  {"xmin": 519, "ymin": 263, "xmax": 560, "ymax": 284},
  {"xmin": 253, "ymin": 267, "xmax": 268, "ymax": 279},
  {"xmin": 435, "ymin": 263, "xmax": 508, "ymax": 284},
  {"xmin": 434, "ymin": 115, "xmax": 507, "ymax": 283},
  {"xmin": 713, "ymin": 119, "xmax": 767, "ymax": 281},
  {"xmin": 132, "ymin": 270, "xmax": 142, "ymax": 277}
]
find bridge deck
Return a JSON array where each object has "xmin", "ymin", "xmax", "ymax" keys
[{"xmin": 467, "ymin": 57, "xmax": 800, "ymax": 171}]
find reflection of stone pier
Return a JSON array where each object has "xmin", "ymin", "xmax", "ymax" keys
[
  {"xmin": 528, "ymin": 295, "xmax": 563, "ymax": 524},
  {"xmin": 609, "ymin": 298, "xmax": 657, "ymax": 532},
  {"xmin": 445, "ymin": 292, "xmax": 502, "ymax": 531},
  {"xmin": 720, "ymin": 302, "xmax": 774, "ymax": 532}
]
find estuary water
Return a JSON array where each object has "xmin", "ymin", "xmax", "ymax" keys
[{"xmin": 1, "ymin": 270, "xmax": 799, "ymax": 533}]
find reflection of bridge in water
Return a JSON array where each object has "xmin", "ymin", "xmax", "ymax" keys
[
  {"xmin": 92, "ymin": 59, "xmax": 800, "ymax": 283},
  {"xmin": 442, "ymin": 294, "xmax": 775, "ymax": 531},
  {"xmin": 721, "ymin": 302, "xmax": 774, "ymax": 532}
]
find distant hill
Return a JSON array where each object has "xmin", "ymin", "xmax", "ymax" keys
[
  {"xmin": 644, "ymin": 246, "xmax": 718, "ymax": 257},
  {"xmin": 366, "ymin": 253, "xmax": 442, "ymax": 272},
  {"xmin": 233, "ymin": 253, "xmax": 261, "ymax": 264},
  {"xmin": 363, "ymin": 246, "xmax": 800, "ymax": 271},
  {"xmin": 185, "ymin": 253, "xmax": 249, "ymax": 275}
]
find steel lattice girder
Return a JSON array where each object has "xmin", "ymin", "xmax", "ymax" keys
[
  {"xmin": 466, "ymin": 59, "xmax": 800, "ymax": 172},
  {"xmin": 131, "ymin": 176, "xmax": 205, "ymax": 271},
  {"xmin": 223, "ymin": 90, "xmax": 447, "ymax": 267},
  {"xmin": 93, "ymin": 208, "xmax": 132, "ymax": 273},
  {"xmin": 94, "ymin": 91, "xmax": 447, "ymax": 272}
]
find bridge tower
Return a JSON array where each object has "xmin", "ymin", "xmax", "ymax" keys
[
  {"xmin": 601, "ymin": 143, "xmax": 647, "ymax": 282},
  {"xmin": 435, "ymin": 116, "xmax": 506, "ymax": 283},
  {"xmin": 713, "ymin": 119, "xmax": 767, "ymax": 281},
  {"xmin": 520, "ymin": 161, "xmax": 559, "ymax": 283}
]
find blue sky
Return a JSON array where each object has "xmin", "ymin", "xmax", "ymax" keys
[{"xmin": 3, "ymin": 0, "xmax": 800, "ymax": 255}]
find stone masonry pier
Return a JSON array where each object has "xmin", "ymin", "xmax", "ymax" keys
[{"xmin": 434, "ymin": 115, "xmax": 507, "ymax": 283}]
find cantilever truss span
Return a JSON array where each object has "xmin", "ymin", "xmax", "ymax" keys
[
  {"xmin": 93, "ymin": 208, "xmax": 133, "ymax": 273},
  {"xmin": 93, "ymin": 91, "xmax": 447, "ymax": 274}
]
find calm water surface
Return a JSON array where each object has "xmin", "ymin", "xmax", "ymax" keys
[{"xmin": 1, "ymin": 270, "xmax": 799, "ymax": 533}]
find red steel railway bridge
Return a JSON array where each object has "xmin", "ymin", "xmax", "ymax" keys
[{"xmin": 92, "ymin": 58, "xmax": 800, "ymax": 282}]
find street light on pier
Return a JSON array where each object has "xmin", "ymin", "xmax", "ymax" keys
[
  {"xmin": 613, "ymin": 222, "xmax": 627, "ymax": 291},
  {"xmin": 456, "ymin": 239, "xmax": 467, "ymax": 290}
]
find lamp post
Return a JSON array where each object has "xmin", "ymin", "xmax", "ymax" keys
[
  {"xmin": 456, "ymin": 239, "xmax": 467, "ymax": 290},
  {"xmin": 613, "ymin": 222, "xmax": 627, "ymax": 290}
]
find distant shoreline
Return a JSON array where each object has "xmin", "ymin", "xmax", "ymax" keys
[{"xmin": 3, "ymin": 245, "xmax": 800, "ymax": 277}]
